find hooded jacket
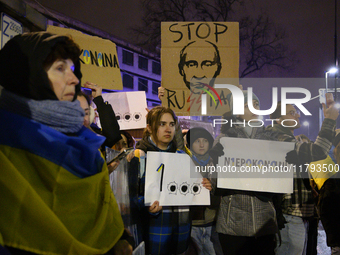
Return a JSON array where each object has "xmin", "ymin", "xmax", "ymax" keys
[
  {"xmin": 0, "ymin": 32, "xmax": 124, "ymax": 254},
  {"xmin": 0, "ymin": 32, "xmax": 82, "ymax": 101}
]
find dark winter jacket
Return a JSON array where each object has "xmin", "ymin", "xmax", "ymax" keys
[
  {"xmin": 92, "ymin": 95, "xmax": 122, "ymax": 148},
  {"xmin": 213, "ymin": 124, "xmax": 278, "ymax": 237},
  {"xmin": 266, "ymin": 120, "xmax": 335, "ymax": 217}
]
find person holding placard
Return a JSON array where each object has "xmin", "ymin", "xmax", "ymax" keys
[
  {"xmin": 76, "ymin": 89, "xmax": 121, "ymax": 173},
  {"xmin": 130, "ymin": 106, "xmax": 189, "ymax": 255},
  {"xmin": 309, "ymin": 130, "xmax": 340, "ymax": 255},
  {"xmin": 82, "ymin": 81, "xmax": 122, "ymax": 148},
  {"xmin": 130, "ymin": 106, "xmax": 211, "ymax": 255},
  {"xmin": 185, "ymin": 127, "xmax": 222, "ymax": 255},
  {"xmin": 212, "ymin": 91, "xmax": 278, "ymax": 255},
  {"xmin": 267, "ymin": 100, "xmax": 339, "ymax": 255}
]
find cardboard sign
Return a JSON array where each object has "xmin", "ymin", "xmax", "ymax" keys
[
  {"xmin": 216, "ymin": 137, "xmax": 295, "ymax": 193},
  {"xmin": 100, "ymin": 91, "xmax": 147, "ymax": 130},
  {"xmin": 161, "ymin": 22, "xmax": 239, "ymax": 116},
  {"xmin": 145, "ymin": 152, "xmax": 210, "ymax": 206},
  {"xmin": 47, "ymin": 25, "xmax": 123, "ymax": 90}
]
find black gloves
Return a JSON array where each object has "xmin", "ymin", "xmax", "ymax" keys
[
  {"xmin": 272, "ymin": 194, "xmax": 286, "ymax": 230},
  {"xmin": 285, "ymin": 150, "xmax": 300, "ymax": 165},
  {"xmin": 209, "ymin": 142, "xmax": 224, "ymax": 165}
]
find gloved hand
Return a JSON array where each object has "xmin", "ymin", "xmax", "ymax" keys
[
  {"xmin": 285, "ymin": 150, "xmax": 301, "ymax": 165},
  {"xmin": 209, "ymin": 142, "xmax": 224, "ymax": 165},
  {"xmin": 272, "ymin": 194, "xmax": 287, "ymax": 230},
  {"xmin": 277, "ymin": 212, "xmax": 287, "ymax": 230},
  {"xmin": 286, "ymin": 149, "xmax": 308, "ymax": 178}
]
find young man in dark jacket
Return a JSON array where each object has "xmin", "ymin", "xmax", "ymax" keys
[{"xmin": 266, "ymin": 101, "xmax": 338, "ymax": 255}]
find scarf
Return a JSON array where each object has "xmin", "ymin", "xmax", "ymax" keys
[
  {"xmin": 191, "ymin": 150, "xmax": 211, "ymax": 166},
  {"xmin": 148, "ymin": 136, "xmax": 174, "ymax": 152},
  {"xmin": 0, "ymin": 89, "xmax": 84, "ymax": 133}
]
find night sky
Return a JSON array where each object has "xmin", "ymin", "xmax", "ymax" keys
[
  {"xmin": 27, "ymin": 0, "xmax": 340, "ymax": 139},
  {"xmin": 28, "ymin": 0, "xmax": 338, "ymax": 78}
]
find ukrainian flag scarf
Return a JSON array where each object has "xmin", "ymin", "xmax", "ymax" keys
[{"xmin": 0, "ymin": 109, "xmax": 124, "ymax": 254}]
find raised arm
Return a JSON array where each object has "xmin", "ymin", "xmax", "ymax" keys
[{"xmin": 84, "ymin": 82, "xmax": 122, "ymax": 147}]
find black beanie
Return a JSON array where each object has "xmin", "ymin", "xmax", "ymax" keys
[{"xmin": 186, "ymin": 127, "xmax": 214, "ymax": 150}]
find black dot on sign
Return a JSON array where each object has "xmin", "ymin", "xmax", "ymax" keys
[
  {"xmin": 125, "ymin": 115, "xmax": 130, "ymax": 120},
  {"xmin": 193, "ymin": 185, "xmax": 199, "ymax": 193},
  {"xmin": 181, "ymin": 185, "xmax": 188, "ymax": 193},
  {"xmin": 116, "ymin": 116, "xmax": 120, "ymax": 120},
  {"xmin": 135, "ymin": 114, "xmax": 140, "ymax": 119},
  {"xmin": 170, "ymin": 185, "xmax": 176, "ymax": 192}
]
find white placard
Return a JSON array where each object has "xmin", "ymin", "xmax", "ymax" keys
[
  {"xmin": 145, "ymin": 152, "xmax": 210, "ymax": 206},
  {"xmin": 1, "ymin": 13, "xmax": 23, "ymax": 49},
  {"xmin": 100, "ymin": 91, "xmax": 147, "ymax": 130},
  {"xmin": 217, "ymin": 137, "xmax": 295, "ymax": 193}
]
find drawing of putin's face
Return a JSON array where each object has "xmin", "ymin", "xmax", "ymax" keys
[{"xmin": 178, "ymin": 41, "xmax": 221, "ymax": 94}]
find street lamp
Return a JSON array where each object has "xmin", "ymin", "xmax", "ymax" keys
[
  {"xmin": 303, "ymin": 121, "xmax": 309, "ymax": 137},
  {"xmin": 325, "ymin": 67, "xmax": 338, "ymax": 92}
]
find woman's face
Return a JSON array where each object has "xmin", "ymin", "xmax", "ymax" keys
[
  {"xmin": 77, "ymin": 95, "xmax": 90, "ymax": 127},
  {"xmin": 46, "ymin": 59, "xmax": 79, "ymax": 101},
  {"xmin": 191, "ymin": 138, "xmax": 210, "ymax": 155},
  {"xmin": 149, "ymin": 113, "xmax": 176, "ymax": 150}
]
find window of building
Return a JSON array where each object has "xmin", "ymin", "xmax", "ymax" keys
[
  {"xmin": 123, "ymin": 73, "xmax": 133, "ymax": 89},
  {"xmin": 138, "ymin": 78, "xmax": 148, "ymax": 92},
  {"xmin": 122, "ymin": 50, "xmax": 134, "ymax": 66},
  {"xmin": 138, "ymin": 56, "xmax": 148, "ymax": 71},
  {"xmin": 152, "ymin": 82, "xmax": 160, "ymax": 95},
  {"xmin": 152, "ymin": 61, "xmax": 161, "ymax": 75}
]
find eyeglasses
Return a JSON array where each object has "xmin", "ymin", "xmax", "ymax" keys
[{"xmin": 287, "ymin": 110, "xmax": 300, "ymax": 117}]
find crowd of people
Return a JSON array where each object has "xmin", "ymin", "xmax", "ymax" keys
[{"xmin": 1, "ymin": 31, "xmax": 340, "ymax": 255}]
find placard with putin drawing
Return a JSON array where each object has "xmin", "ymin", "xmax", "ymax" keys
[
  {"xmin": 145, "ymin": 152, "xmax": 210, "ymax": 206},
  {"xmin": 161, "ymin": 22, "xmax": 239, "ymax": 116}
]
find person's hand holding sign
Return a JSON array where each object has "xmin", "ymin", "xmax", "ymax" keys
[
  {"xmin": 83, "ymin": 81, "xmax": 102, "ymax": 98},
  {"xmin": 202, "ymin": 178, "xmax": 212, "ymax": 191},
  {"xmin": 158, "ymin": 86, "xmax": 165, "ymax": 100},
  {"xmin": 149, "ymin": 201, "xmax": 162, "ymax": 213}
]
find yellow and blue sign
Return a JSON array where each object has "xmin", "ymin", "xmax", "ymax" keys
[{"xmin": 47, "ymin": 25, "xmax": 123, "ymax": 90}]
